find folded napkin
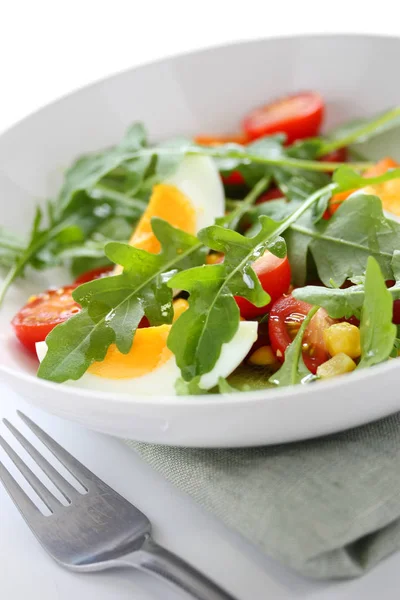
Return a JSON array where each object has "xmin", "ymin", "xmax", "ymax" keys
[{"xmin": 126, "ymin": 413, "xmax": 400, "ymax": 580}]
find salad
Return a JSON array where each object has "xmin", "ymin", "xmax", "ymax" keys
[{"xmin": 2, "ymin": 91, "xmax": 400, "ymax": 395}]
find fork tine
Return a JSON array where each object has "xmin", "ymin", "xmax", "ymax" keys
[
  {"xmin": 17, "ymin": 412, "xmax": 91, "ymax": 490},
  {"xmin": 0, "ymin": 434, "xmax": 60, "ymax": 512},
  {"xmin": 0, "ymin": 461, "xmax": 41, "ymax": 519},
  {"xmin": 3, "ymin": 419, "xmax": 78, "ymax": 503}
]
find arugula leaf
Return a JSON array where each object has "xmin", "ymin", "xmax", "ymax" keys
[
  {"xmin": 0, "ymin": 228, "xmax": 24, "ymax": 267},
  {"xmin": 224, "ymin": 365, "xmax": 276, "ymax": 392},
  {"xmin": 333, "ymin": 164, "xmax": 400, "ymax": 192},
  {"xmin": 38, "ymin": 218, "xmax": 206, "ymax": 383},
  {"xmin": 244, "ymin": 199, "xmax": 301, "ymax": 237},
  {"xmin": 269, "ymin": 306, "xmax": 318, "ymax": 386},
  {"xmin": 167, "ymin": 184, "xmax": 334, "ymax": 381},
  {"xmin": 293, "ymin": 284, "xmax": 366, "ymax": 319},
  {"xmin": 286, "ymin": 194, "xmax": 400, "ymax": 287},
  {"xmin": 175, "ymin": 377, "xmax": 207, "ymax": 395},
  {"xmin": 294, "ymin": 252, "xmax": 400, "ymax": 319},
  {"xmin": 358, "ymin": 256, "xmax": 396, "ymax": 368},
  {"xmin": 167, "ymin": 219, "xmax": 286, "ymax": 381},
  {"xmin": 57, "ymin": 123, "xmax": 150, "ymax": 215},
  {"xmin": 217, "ymin": 176, "xmax": 269, "ymax": 230},
  {"xmin": 218, "ymin": 377, "xmax": 240, "ymax": 393},
  {"xmin": 320, "ymin": 107, "xmax": 400, "ymax": 156}
]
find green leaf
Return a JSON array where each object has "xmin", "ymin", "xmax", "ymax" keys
[
  {"xmin": 58, "ymin": 123, "xmax": 150, "ymax": 215},
  {"xmin": 358, "ymin": 256, "xmax": 396, "ymax": 368},
  {"xmin": 294, "ymin": 252, "xmax": 400, "ymax": 319},
  {"xmin": 167, "ymin": 219, "xmax": 284, "ymax": 380},
  {"xmin": 244, "ymin": 199, "xmax": 301, "ymax": 237},
  {"xmin": 320, "ymin": 107, "xmax": 400, "ymax": 155},
  {"xmin": 223, "ymin": 366, "xmax": 276, "ymax": 392},
  {"xmin": 287, "ymin": 194, "xmax": 400, "ymax": 287},
  {"xmin": 269, "ymin": 306, "xmax": 318, "ymax": 386},
  {"xmin": 38, "ymin": 219, "xmax": 206, "ymax": 383},
  {"xmin": 218, "ymin": 176, "xmax": 270, "ymax": 230},
  {"xmin": 293, "ymin": 284, "xmax": 366, "ymax": 319},
  {"xmin": 0, "ymin": 228, "xmax": 24, "ymax": 267},
  {"xmin": 167, "ymin": 183, "xmax": 334, "ymax": 382},
  {"xmin": 175, "ymin": 377, "xmax": 206, "ymax": 395},
  {"xmin": 333, "ymin": 164, "xmax": 400, "ymax": 192},
  {"xmin": 218, "ymin": 377, "xmax": 239, "ymax": 393}
]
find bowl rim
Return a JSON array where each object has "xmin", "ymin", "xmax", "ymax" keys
[{"xmin": 1, "ymin": 31, "xmax": 400, "ymax": 407}]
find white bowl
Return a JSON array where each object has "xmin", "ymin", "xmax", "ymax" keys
[{"xmin": 1, "ymin": 34, "xmax": 400, "ymax": 447}]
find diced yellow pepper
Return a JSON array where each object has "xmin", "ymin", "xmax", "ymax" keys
[
  {"xmin": 317, "ymin": 353, "xmax": 357, "ymax": 379},
  {"xmin": 248, "ymin": 345, "xmax": 278, "ymax": 366},
  {"xmin": 172, "ymin": 299, "xmax": 189, "ymax": 322},
  {"xmin": 323, "ymin": 322, "xmax": 361, "ymax": 359}
]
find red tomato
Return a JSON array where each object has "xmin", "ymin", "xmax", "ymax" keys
[
  {"xmin": 385, "ymin": 281, "xmax": 400, "ymax": 325},
  {"xmin": 234, "ymin": 251, "xmax": 291, "ymax": 318},
  {"xmin": 221, "ymin": 171, "xmax": 245, "ymax": 186},
  {"xmin": 242, "ymin": 92, "xmax": 324, "ymax": 144},
  {"xmin": 268, "ymin": 295, "xmax": 333, "ymax": 374},
  {"xmin": 74, "ymin": 265, "xmax": 113, "ymax": 284},
  {"xmin": 320, "ymin": 147, "xmax": 348, "ymax": 163},
  {"xmin": 255, "ymin": 187, "xmax": 285, "ymax": 204},
  {"xmin": 393, "ymin": 300, "xmax": 400, "ymax": 325},
  {"xmin": 11, "ymin": 286, "xmax": 81, "ymax": 354}
]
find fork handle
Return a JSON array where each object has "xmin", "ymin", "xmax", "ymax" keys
[{"xmin": 117, "ymin": 535, "xmax": 238, "ymax": 600}]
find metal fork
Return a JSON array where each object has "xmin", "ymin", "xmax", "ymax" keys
[{"xmin": 0, "ymin": 411, "xmax": 237, "ymax": 600}]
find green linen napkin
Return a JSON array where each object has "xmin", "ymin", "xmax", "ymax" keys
[{"xmin": 126, "ymin": 413, "xmax": 400, "ymax": 580}]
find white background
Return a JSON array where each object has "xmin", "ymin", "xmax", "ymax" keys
[{"xmin": 1, "ymin": 1, "xmax": 400, "ymax": 598}]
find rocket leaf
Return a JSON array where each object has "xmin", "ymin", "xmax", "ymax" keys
[
  {"xmin": 37, "ymin": 218, "xmax": 206, "ymax": 383},
  {"xmin": 358, "ymin": 256, "xmax": 396, "ymax": 368}
]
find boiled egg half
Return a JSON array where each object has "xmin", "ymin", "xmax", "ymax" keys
[
  {"xmin": 36, "ymin": 321, "xmax": 258, "ymax": 395},
  {"xmin": 122, "ymin": 154, "xmax": 224, "ymax": 254}
]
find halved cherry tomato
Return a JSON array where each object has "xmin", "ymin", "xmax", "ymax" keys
[
  {"xmin": 11, "ymin": 285, "xmax": 81, "ymax": 354},
  {"xmin": 74, "ymin": 265, "xmax": 113, "ymax": 284},
  {"xmin": 255, "ymin": 187, "xmax": 285, "ymax": 204},
  {"xmin": 242, "ymin": 92, "xmax": 324, "ymax": 144},
  {"xmin": 234, "ymin": 251, "xmax": 291, "ymax": 318},
  {"xmin": 268, "ymin": 295, "xmax": 333, "ymax": 374}
]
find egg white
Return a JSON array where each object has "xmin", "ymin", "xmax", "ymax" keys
[
  {"xmin": 36, "ymin": 321, "xmax": 258, "ymax": 395},
  {"xmin": 164, "ymin": 155, "xmax": 225, "ymax": 230}
]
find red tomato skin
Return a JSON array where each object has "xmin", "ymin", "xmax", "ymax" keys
[
  {"xmin": 74, "ymin": 265, "xmax": 113, "ymax": 284},
  {"xmin": 320, "ymin": 147, "xmax": 348, "ymax": 163},
  {"xmin": 11, "ymin": 285, "xmax": 80, "ymax": 354},
  {"xmin": 221, "ymin": 171, "xmax": 245, "ymax": 186},
  {"xmin": 268, "ymin": 295, "xmax": 331, "ymax": 374},
  {"xmin": 393, "ymin": 300, "xmax": 400, "ymax": 325},
  {"xmin": 235, "ymin": 253, "xmax": 291, "ymax": 319},
  {"xmin": 255, "ymin": 187, "xmax": 285, "ymax": 204},
  {"xmin": 242, "ymin": 92, "xmax": 324, "ymax": 144}
]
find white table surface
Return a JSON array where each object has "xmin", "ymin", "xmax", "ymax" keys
[{"xmin": 1, "ymin": 2, "xmax": 400, "ymax": 598}]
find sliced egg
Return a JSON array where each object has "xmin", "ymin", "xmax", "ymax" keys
[
  {"xmin": 36, "ymin": 321, "xmax": 258, "ymax": 395},
  {"xmin": 123, "ymin": 155, "xmax": 224, "ymax": 254},
  {"xmin": 113, "ymin": 154, "xmax": 224, "ymax": 274}
]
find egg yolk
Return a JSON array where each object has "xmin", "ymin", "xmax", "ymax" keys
[
  {"xmin": 88, "ymin": 325, "xmax": 173, "ymax": 379},
  {"xmin": 128, "ymin": 183, "xmax": 197, "ymax": 254},
  {"xmin": 363, "ymin": 179, "xmax": 400, "ymax": 216}
]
